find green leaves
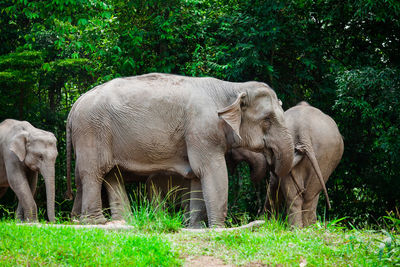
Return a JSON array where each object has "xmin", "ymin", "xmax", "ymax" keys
[{"xmin": 333, "ymin": 67, "xmax": 400, "ymax": 223}]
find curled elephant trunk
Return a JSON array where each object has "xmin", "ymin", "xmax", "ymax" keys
[
  {"xmin": 265, "ymin": 126, "xmax": 294, "ymax": 178},
  {"xmin": 41, "ymin": 166, "xmax": 55, "ymax": 222}
]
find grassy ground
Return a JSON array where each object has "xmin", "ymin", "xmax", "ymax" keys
[
  {"xmin": 0, "ymin": 218, "xmax": 398, "ymax": 266},
  {"xmin": 171, "ymin": 220, "xmax": 399, "ymax": 266},
  {"xmin": 1, "ymin": 190, "xmax": 399, "ymax": 266},
  {"xmin": 0, "ymin": 222, "xmax": 182, "ymax": 266}
]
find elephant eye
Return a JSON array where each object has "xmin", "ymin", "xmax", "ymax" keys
[
  {"xmin": 262, "ymin": 117, "xmax": 271, "ymax": 130},
  {"xmin": 263, "ymin": 115, "xmax": 271, "ymax": 122},
  {"xmin": 39, "ymin": 154, "xmax": 44, "ymax": 160}
]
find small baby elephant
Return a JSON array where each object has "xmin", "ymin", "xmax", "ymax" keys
[
  {"xmin": 265, "ymin": 102, "xmax": 344, "ymax": 228},
  {"xmin": 0, "ymin": 119, "xmax": 57, "ymax": 222}
]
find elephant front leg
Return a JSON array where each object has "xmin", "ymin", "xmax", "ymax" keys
[
  {"xmin": 6, "ymin": 166, "xmax": 37, "ymax": 222},
  {"xmin": 16, "ymin": 202, "xmax": 24, "ymax": 221},
  {"xmin": 188, "ymin": 150, "xmax": 228, "ymax": 228},
  {"xmin": 16, "ymin": 171, "xmax": 38, "ymax": 221}
]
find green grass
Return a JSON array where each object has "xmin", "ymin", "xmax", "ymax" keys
[
  {"xmin": 0, "ymin": 222, "xmax": 182, "ymax": 266},
  {"xmin": 1, "ymin": 194, "xmax": 399, "ymax": 266},
  {"xmin": 171, "ymin": 219, "xmax": 400, "ymax": 266},
  {"xmin": 0, "ymin": 218, "xmax": 398, "ymax": 266},
  {"xmin": 124, "ymin": 187, "xmax": 186, "ymax": 233}
]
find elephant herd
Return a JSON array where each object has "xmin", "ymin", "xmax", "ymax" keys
[{"xmin": 0, "ymin": 73, "xmax": 343, "ymax": 228}]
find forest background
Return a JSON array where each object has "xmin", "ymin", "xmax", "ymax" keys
[{"xmin": 0, "ymin": 0, "xmax": 399, "ymax": 226}]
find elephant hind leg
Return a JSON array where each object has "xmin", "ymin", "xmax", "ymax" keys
[
  {"xmin": 71, "ymin": 165, "xmax": 82, "ymax": 219},
  {"xmin": 104, "ymin": 168, "xmax": 131, "ymax": 221},
  {"xmin": 75, "ymin": 136, "xmax": 112, "ymax": 224},
  {"xmin": 281, "ymin": 173, "xmax": 304, "ymax": 228},
  {"xmin": 188, "ymin": 178, "xmax": 207, "ymax": 228},
  {"xmin": 76, "ymin": 163, "xmax": 110, "ymax": 224},
  {"xmin": 80, "ymin": 175, "xmax": 107, "ymax": 224},
  {"xmin": 286, "ymin": 196, "xmax": 303, "ymax": 228},
  {"xmin": 302, "ymin": 192, "xmax": 320, "ymax": 227}
]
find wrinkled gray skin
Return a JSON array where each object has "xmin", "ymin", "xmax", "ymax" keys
[
  {"xmin": 265, "ymin": 102, "xmax": 344, "ymax": 227},
  {"xmin": 66, "ymin": 73, "xmax": 294, "ymax": 227},
  {"xmin": 0, "ymin": 119, "xmax": 57, "ymax": 222}
]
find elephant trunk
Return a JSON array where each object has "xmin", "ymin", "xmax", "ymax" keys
[
  {"xmin": 41, "ymin": 166, "xmax": 55, "ymax": 222},
  {"xmin": 266, "ymin": 126, "xmax": 294, "ymax": 178},
  {"xmin": 249, "ymin": 152, "xmax": 268, "ymax": 183}
]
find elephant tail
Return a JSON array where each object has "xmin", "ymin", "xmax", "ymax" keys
[
  {"xmin": 297, "ymin": 144, "xmax": 331, "ymax": 209},
  {"xmin": 65, "ymin": 121, "xmax": 73, "ymax": 200}
]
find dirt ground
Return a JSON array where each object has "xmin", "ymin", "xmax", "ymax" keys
[{"xmin": 184, "ymin": 256, "xmax": 234, "ymax": 267}]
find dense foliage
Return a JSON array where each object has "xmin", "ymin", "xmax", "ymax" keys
[{"xmin": 0, "ymin": 0, "xmax": 399, "ymax": 225}]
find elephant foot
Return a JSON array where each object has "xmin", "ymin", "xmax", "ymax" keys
[
  {"xmin": 187, "ymin": 218, "xmax": 208, "ymax": 229},
  {"xmin": 187, "ymin": 223, "xmax": 205, "ymax": 229},
  {"xmin": 23, "ymin": 216, "xmax": 38, "ymax": 223},
  {"xmin": 209, "ymin": 223, "xmax": 225, "ymax": 229},
  {"xmin": 79, "ymin": 214, "xmax": 108, "ymax": 225},
  {"xmin": 19, "ymin": 218, "xmax": 38, "ymax": 223},
  {"xmin": 111, "ymin": 211, "xmax": 132, "ymax": 222},
  {"xmin": 105, "ymin": 220, "xmax": 126, "ymax": 226}
]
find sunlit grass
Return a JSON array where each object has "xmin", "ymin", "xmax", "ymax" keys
[
  {"xmin": 1, "ymin": 189, "xmax": 399, "ymax": 266},
  {"xmin": 124, "ymin": 185, "xmax": 186, "ymax": 233},
  {"xmin": 171, "ymin": 217, "xmax": 400, "ymax": 266},
  {"xmin": 0, "ymin": 212, "xmax": 399, "ymax": 266},
  {"xmin": 0, "ymin": 222, "xmax": 182, "ymax": 266}
]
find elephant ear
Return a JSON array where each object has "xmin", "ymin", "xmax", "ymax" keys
[
  {"xmin": 218, "ymin": 92, "xmax": 246, "ymax": 140},
  {"xmin": 9, "ymin": 131, "xmax": 28, "ymax": 162}
]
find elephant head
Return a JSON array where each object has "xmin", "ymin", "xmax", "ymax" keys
[
  {"xmin": 9, "ymin": 130, "xmax": 58, "ymax": 222},
  {"xmin": 218, "ymin": 83, "xmax": 294, "ymax": 178}
]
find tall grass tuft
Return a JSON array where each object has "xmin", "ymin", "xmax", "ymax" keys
[{"xmin": 125, "ymin": 184, "xmax": 186, "ymax": 233}]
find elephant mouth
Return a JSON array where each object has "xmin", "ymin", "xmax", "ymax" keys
[
  {"xmin": 263, "ymin": 142, "xmax": 286, "ymax": 177},
  {"xmin": 28, "ymin": 164, "xmax": 39, "ymax": 172},
  {"xmin": 263, "ymin": 138, "xmax": 278, "ymax": 173}
]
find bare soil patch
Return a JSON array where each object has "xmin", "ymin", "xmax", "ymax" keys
[{"xmin": 184, "ymin": 255, "xmax": 234, "ymax": 267}]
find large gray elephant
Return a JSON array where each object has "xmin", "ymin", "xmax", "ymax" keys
[
  {"xmin": 0, "ymin": 119, "xmax": 57, "ymax": 222},
  {"xmin": 65, "ymin": 73, "xmax": 294, "ymax": 227},
  {"xmin": 265, "ymin": 102, "xmax": 344, "ymax": 227}
]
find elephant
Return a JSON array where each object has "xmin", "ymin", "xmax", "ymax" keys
[
  {"xmin": 65, "ymin": 73, "xmax": 294, "ymax": 227},
  {"xmin": 0, "ymin": 119, "xmax": 57, "ymax": 222},
  {"xmin": 265, "ymin": 102, "xmax": 344, "ymax": 227}
]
